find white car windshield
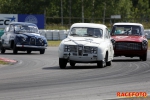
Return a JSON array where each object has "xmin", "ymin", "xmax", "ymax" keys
[
  {"xmin": 70, "ymin": 27, "xmax": 103, "ymax": 37},
  {"xmin": 15, "ymin": 25, "xmax": 39, "ymax": 33}
]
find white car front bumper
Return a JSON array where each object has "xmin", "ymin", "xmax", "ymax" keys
[{"xmin": 62, "ymin": 52, "xmax": 102, "ymax": 62}]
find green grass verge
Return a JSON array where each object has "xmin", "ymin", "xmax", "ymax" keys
[
  {"xmin": 0, "ymin": 60, "xmax": 9, "ymax": 65},
  {"xmin": 47, "ymin": 40, "xmax": 61, "ymax": 46}
]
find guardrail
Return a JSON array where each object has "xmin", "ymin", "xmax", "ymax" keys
[
  {"xmin": 0, "ymin": 29, "xmax": 150, "ymax": 40},
  {"xmin": 39, "ymin": 30, "xmax": 69, "ymax": 40},
  {"xmin": 144, "ymin": 29, "xmax": 150, "ymax": 40}
]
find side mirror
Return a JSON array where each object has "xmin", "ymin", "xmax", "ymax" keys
[
  {"xmin": 14, "ymin": 26, "xmax": 21, "ymax": 32},
  {"xmin": 71, "ymin": 29, "xmax": 76, "ymax": 34},
  {"xmin": 4, "ymin": 26, "xmax": 9, "ymax": 33},
  {"xmin": 38, "ymin": 30, "xmax": 41, "ymax": 35},
  {"xmin": 145, "ymin": 33, "xmax": 148, "ymax": 38}
]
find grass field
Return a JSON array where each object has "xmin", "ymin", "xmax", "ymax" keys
[{"xmin": 0, "ymin": 61, "xmax": 9, "ymax": 65}]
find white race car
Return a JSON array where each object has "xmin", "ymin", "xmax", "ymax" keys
[{"xmin": 58, "ymin": 23, "xmax": 114, "ymax": 69}]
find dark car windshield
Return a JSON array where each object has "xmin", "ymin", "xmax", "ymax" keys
[
  {"xmin": 111, "ymin": 25, "xmax": 141, "ymax": 36},
  {"xmin": 15, "ymin": 25, "xmax": 39, "ymax": 33},
  {"xmin": 70, "ymin": 27, "xmax": 103, "ymax": 38}
]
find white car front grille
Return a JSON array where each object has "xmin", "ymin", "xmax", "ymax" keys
[{"xmin": 64, "ymin": 45, "xmax": 97, "ymax": 56}]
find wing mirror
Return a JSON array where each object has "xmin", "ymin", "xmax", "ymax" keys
[
  {"xmin": 14, "ymin": 26, "xmax": 21, "ymax": 32},
  {"xmin": 145, "ymin": 33, "xmax": 148, "ymax": 38}
]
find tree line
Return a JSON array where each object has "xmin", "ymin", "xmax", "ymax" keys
[{"xmin": 0, "ymin": 0, "xmax": 150, "ymax": 25}]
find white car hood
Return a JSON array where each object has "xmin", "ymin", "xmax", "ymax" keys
[{"xmin": 63, "ymin": 36, "xmax": 103, "ymax": 46}]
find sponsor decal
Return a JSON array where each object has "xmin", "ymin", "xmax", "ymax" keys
[
  {"xmin": 117, "ymin": 92, "xmax": 148, "ymax": 98},
  {"xmin": 0, "ymin": 14, "xmax": 17, "ymax": 28},
  {"xmin": 0, "ymin": 16, "xmax": 16, "ymax": 25},
  {"xmin": 0, "ymin": 14, "xmax": 44, "ymax": 29},
  {"xmin": 18, "ymin": 14, "xmax": 44, "ymax": 29},
  {"xmin": 25, "ymin": 15, "xmax": 38, "ymax": 24},
  {"xmin": 5, "ymin": 16, "xmax": 16, "ymax": 22}
]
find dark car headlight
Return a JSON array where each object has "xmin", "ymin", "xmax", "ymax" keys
[
  {"xmin": 16, "ymin": 36, "xmax": 27, "ymax": 42},
  {"xmin": 21, "ymin": 37, "xmax": 27, "ymax": 42},
  {"xmin": 142, "ymin": 40, "xmax": 148, "ymax": 50},
  {"xmin": 39, "ymin": 38, "xmax": 43, "ymax": 43}
]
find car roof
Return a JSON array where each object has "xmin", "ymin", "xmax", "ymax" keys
[
  {"xmin": 113, "ymin": 22, "xmax": 143, "ymax": 27},
  {"xmin": 70, "ymin": 23, "xmax": 107, "ymax": 29},
  {"xmin": 9, "ymin": 22, "xmax": 37, "ymax": 26}
]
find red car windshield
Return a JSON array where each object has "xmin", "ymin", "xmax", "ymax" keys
[{"xmin": 111, "ymin": 25, "xmax": 141, "ymax": 36}]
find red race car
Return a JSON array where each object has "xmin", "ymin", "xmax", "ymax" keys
[{"xmin": 110, "ymin": 22, "xmax": 148, "ymax": 61}]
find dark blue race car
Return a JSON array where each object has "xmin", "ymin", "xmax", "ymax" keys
[{"xmin": 0, "ymin": 22, "xmax": 48, "ymax": 54}]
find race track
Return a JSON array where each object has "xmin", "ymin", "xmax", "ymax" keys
[{"xmin": 0, "ymin": 47, "xmax": 150, "ymax": 100}]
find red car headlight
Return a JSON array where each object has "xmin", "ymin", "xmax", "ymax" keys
[{"xmin": 142, "ymin": 40, "xmax": 148, "ymax": 50}]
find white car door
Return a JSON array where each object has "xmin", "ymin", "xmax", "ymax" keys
[{"xmin": 104, "ymin": 28, "xmax": 113, "ymax": 59}]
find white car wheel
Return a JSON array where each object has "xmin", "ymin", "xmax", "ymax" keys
[
  {"xmin": 97, "ymin": 53, "xmax": 107, "ymax": 68},
  {"xmin": 59, "ymin": 58, "xmax": 67, "ymax": 69},
  {"xmin": 106, "ymin": 61, "xmax": 111, "ymax": 66}
]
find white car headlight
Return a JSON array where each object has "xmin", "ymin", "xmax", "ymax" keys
[
  {"xmin": 64, "ymin": 45, "xmax": 77, "ymax": 52},
  {"xmin": 64, "ymin": 45, "xmax": 69, "ymax": 52},
  {"xmin": 90, "ymin": 47, "xmax": 97, "ymax": 54},
  {"xmin": 84, "ymin": 46, "xmax": 97, "ymax": 54}
]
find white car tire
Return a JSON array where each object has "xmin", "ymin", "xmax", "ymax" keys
[
  {"xmin": 97, "ymin": 53, "xmax": 108, "ymax": 68},
  {"xmin": 106, "ymin": 61, "xmax": 111, "ymax": 66},
  {"xmin": 59, "ymin": 58, "xmax": 67, "ymax": 69},
  {"xmin": 97, "ymin": 61, "xmax": 106, "ymax": 68}
]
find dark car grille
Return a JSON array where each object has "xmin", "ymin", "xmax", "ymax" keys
[
  {"xmin": 30, "ymin": 37, "xmax": 36, "ymax": 45},
  {"xmin": 29, "ymin": 37, "xmax": 44, "ymax": 46},
  {"xmin": 115, "ymin": 42, "xmax": 141, "ymax": 50}
]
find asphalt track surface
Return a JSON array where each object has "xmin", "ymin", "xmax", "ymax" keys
[{"xmin": 0, "ymin": 47, "xmax": 150, "ymax": 100}]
